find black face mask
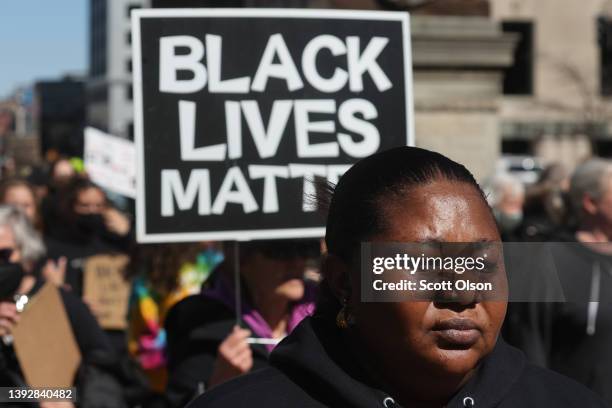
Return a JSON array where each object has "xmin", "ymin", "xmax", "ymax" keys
[
  {"xmin": 75, "ymin": 213, "xmax": 107, "ymax": 235},
  {"xmin": 0, "ymin": 262, "xmax": 24, "ymax": 300}
]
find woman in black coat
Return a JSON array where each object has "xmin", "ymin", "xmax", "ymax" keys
[{"xmin": 188, "ymin": 147, "xmax": 606, "ymax": 408}]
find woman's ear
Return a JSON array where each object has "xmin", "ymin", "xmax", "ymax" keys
[{"xmin": 321, "ymin": 253, "xmax": 351, "ymax": 302}]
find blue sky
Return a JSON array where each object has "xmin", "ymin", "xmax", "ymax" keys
[{"xmin": 0, "ymin": 0, "xmax": 87, "ymax": 98}]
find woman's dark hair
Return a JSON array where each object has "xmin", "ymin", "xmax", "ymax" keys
[
  {"xmin": 324, "ymin": 146, "xmax": 487, "ymax": 263},
  {"xmin": 315, "ymin": 146, "xmax": 489, "ymax": 317},
  {"xmin": 59, "ymin": 177, "xmax": 108, "ymax": 219}
]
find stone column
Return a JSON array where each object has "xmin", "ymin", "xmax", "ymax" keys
[{"xmin": 412, "ymin": 16, "xmax": 517, "ymax": 180}]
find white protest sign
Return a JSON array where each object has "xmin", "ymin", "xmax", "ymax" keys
[{"xmin": 84, "ymin": 127, "xmax": 137, "ymax": 198}]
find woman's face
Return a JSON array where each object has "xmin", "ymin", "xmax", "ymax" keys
[
  {"xmin": 74, "ymin": 187, "xmax": 106, "ymax": 215},
  {"xmin": 3, "ymin": 185, "xmax": 36, "ymax": 223},
  {"xmin": 242, "ymin": 253, "xmax": 306, "ymax": 302},
  {"xmin": 349, "ymin": 180, "xmax": 506, "ymax": 385}
]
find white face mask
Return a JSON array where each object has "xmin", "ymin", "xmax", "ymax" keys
[{"xmin": 494, "ymin": 209, "xmax": 523, "ymax": 233}]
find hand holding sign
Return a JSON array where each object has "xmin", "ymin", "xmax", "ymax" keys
[
  {"xmin": 12, "ymin": 283, "xmax": 81, "ymax": 388},
  {"xmin": 209, "ymin": 326, "xmax": 254, "ymax": 388},
  {"xmin": 0, "ymin": 301, "xmax": 19, "ymax": 336},
  {"xmin": 103, "ymin": 207, "xmax": 131, "ymax": 236}
]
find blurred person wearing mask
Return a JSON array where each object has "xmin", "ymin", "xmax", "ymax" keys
[
  {"xmin": 44, "ymin": 178, "xmax": 133, "ymax": 295},
  {"xmin": 504, "ymin": 158, "xmax": 612, "ymax": 404},
  {"xmin": 126, "ymin": 243, "xmax": 223, "ymax": 395},
  {"xmin": 44, "ymin": 178, "xmax": 134, "ymax": 356},
  {"xmin": 164, "ymin": 240, "xmax": 318, "ymax": 407},
  {"xmin": 485, "ymin": 173, "xmax": 525, "ymax": 241},
  {"xmin": 0, "ymin": 205, "xmax": 128, "ymax": 408}
]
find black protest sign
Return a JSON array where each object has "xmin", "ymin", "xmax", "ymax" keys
[{"xmin": 133, "ymin": 9, "xmax": 413, "ymax": 242}]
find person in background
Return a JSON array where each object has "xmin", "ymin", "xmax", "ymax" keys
[
  {"xmin": 26, "ymin": 165, "xmax": 50, "ymax": 204},
  {"xmin": 570, "ymin": 159, "xmax": 612, "ymax": 244},
  {"xmin": 44, "ymin": 177, "xmax": 133, "ymax": 294},
  {"xmin": 41, "ymin": 157, "xmax": 79, "ymax": 237},
  {"xmin": 127, "ymin": 242, "xmax": 223, "ymax": 395},
  {"xmin": 505, "ymin": 158, "xmax": 612, "ymax": 405},
  {"xmin": 0, "ymin": 180, "xmax": 67, "ymax": 287},
  {"xmin": 484, "ymin": 172, "xmax": 525, "ymax": 241},
  {"xmin": 0, "ymin": 179, "xmax": 41, "ymax": 230},
  {"xmin": 521, "ymin": 163, "xmax": 571, "ymax": 241},
  {"xmin": 44, "ymin": 177, "xmax": 134, "ymax": 358},
  {"xmin": 164, "ymin": 239, "xmax": 319, "ymax": 407},
  {"xmin": 0, "ymin": 205, "xmax": 128, "ymax": 407}
]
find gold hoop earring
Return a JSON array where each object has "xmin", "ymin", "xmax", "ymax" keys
[{"xmin": 336, "ymin": 299, "xmax": 354, "ymax": 329}]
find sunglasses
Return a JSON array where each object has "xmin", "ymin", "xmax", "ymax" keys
[{"xmin": 250, "ymin": 240, "xmax": 321, "ymax": 260}]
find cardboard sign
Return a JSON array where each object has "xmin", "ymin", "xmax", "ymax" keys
[
  {"xmin": 133, "ymin": 9, "xmax": 413, "ymax": 243},
  {"xmin": 83, "ymin": 255, "xmax": 131, "ymax": 330},
  {"xmin": 12, "ymin": 283, "xmax": 81, "ymax": 388},
  {"xmin": 84, "ymin": 127, "xmax": 137, "ymax": 198}
]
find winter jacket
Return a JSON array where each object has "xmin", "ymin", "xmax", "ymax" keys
[
  {"xmin": 164, "ymin": 295, "xmax": 274, "ymax": 407},
  {"xmin": 188, "ymin": 315, "xmax": 607, "ymax": 408}
]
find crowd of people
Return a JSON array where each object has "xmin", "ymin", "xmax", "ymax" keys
[
  {"xmin": 487, "ymin": 158, "xmax": 612, "ymax": 404},
  {"xmin": 0, "ymin": 158, "xmax": 321, "ymax": 407},
  {"xmin": 0, "ymin": 152, "xmax": 611, "ymax": 407}
]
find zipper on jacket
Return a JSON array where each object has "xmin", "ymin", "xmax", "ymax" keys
[
  {"xmin": 462, "ymin": 396, "xmax": 475, "ymax": 407},
  {"xmin": 587, "ymin": 261, "xmax": 601, "ymax": 335},
  {"xmin": 382, "ymin": 396, "xmax": 396, "ymax": 407}
]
